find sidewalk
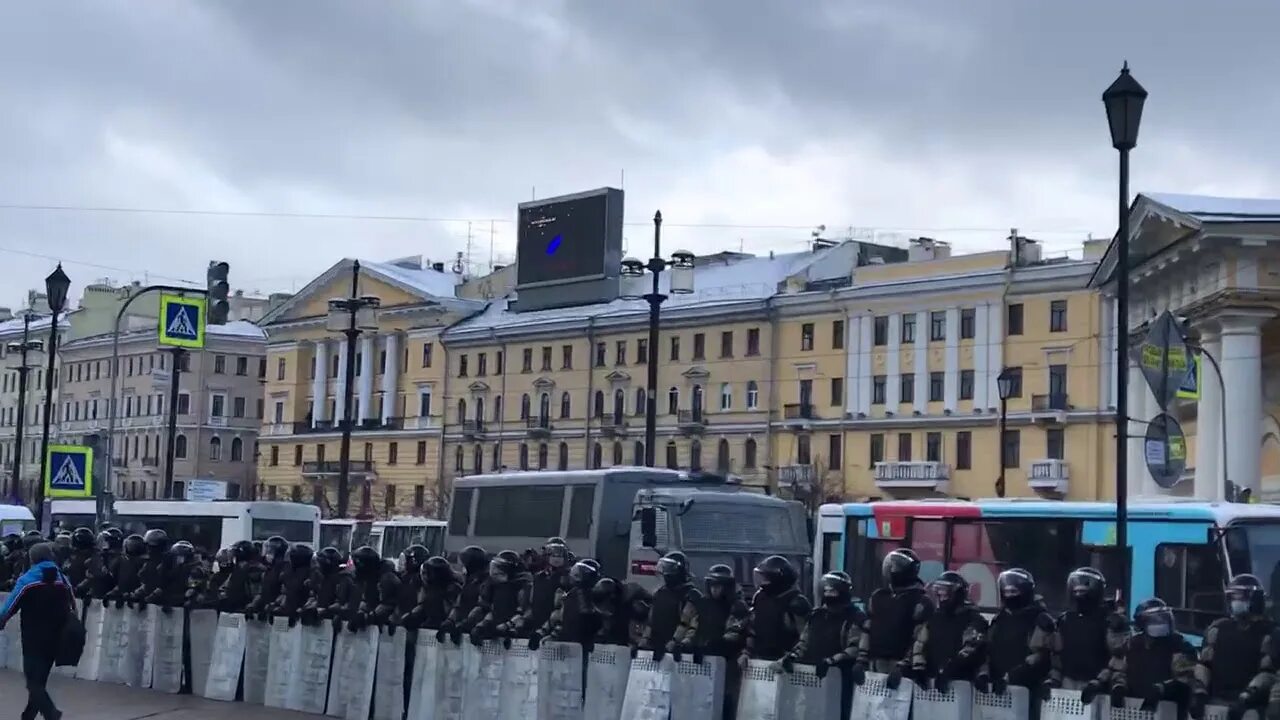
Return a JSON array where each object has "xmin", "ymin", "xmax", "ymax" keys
[{"xmin": 0, "ymin": 671, "xmax": 313, "ymax": 719}]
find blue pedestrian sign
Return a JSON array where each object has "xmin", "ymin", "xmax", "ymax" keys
[
  {"xmin": 1176, "ymin": 352, "xmax": 1201, "ymax": 400},
  {"xmin": 44, "ymin": 444, "xmax": 94, "ymax": 498},
  {"xmin": 159, "ymin": 293, "xmax": 206, "ymax": 348}
]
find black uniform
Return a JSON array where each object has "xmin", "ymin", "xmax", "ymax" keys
[
  {"xmin": 106, "ymin": 535, "xmax": 146, "ymax": 607},
  {"xmin": 977, "ymin": 569, "xmax": 1054, "ymax": 694},
  {"xmin": 218, "ymin": 541, "xmax": 264, "ymax": 614},
  {"xmin": 858, "ymin": 549, "xmax": 933, "ymax": 684},
  {"xmin": 1114, "ymin": 599, "xmax": 1196, "ymax": 712},
  {"xmin": 1047, "ymin": 567, "xmax": 1128, "ymax": 703},
  {"xmin": 689, "ymin": 564, "xmax": 748, "ymax": 659},
  {"xmin": 251, "ymin": 536, "xmax": 290, "ymax": 620},
  {"xmin": 591, "ymin": 579, "xmax": 649, "ymax": 648},
  {"xmin": 514, "ymin": 539, "xmax": 572, "ymax": 637},
  {"xmin": 391, "ymin": 545, "xmax": 430, "ymax": 624},
  {"xmin": 443, "ymin": 546, "xmax": 488, "ymax": 642},
  {"xmin": 272, "ymin": 544, "xmax": 315, "ymax": 620},
  {"xmin": 468, "ymin": 551, "xmax": 531, "ymax": 642},
  {"xmin": 413, "ymin": 556, "xmax": 462, "ymax": 632},
  {"xmin": 346, "ymin": 546, "xmax": 399, "ymax": 632},
  {"xmin": 0, "ymin": 534, "xmax": 19, "ymax": 590},
  {"xmin": 156, "ymin": 542, "xmax": 199, "ymax": 609},
  {"xmin": 643, "ymin": 552, "xmax": 701, "ymax": 660},
  {"xmin": 741, "ymin": 556, "xmax": 810, "ymax": 664},
  {"xmin": 535, "ymin": 560, "xmax": 601, "ymax": 647},
  {"xmin": 64, "ymin": 528, "xmax": 95, "ymax": 594},
  {"xmin": 81, "ymin": 532, "xmax": 120, "ymax": 599},
  {"xmin": 1193, "ymin": 574, "xmax": 1274, "ymax": 719},
  {"xmin": 134, "ymin": 529, "xmax": 172, "ymax": 606},
  {"xmin": 909, "ymin": 571, "xmax": 988, "ymax": 690},
  {"xmin": 301, "ymin": 547, "xmax": 354, "ymax": 627}
]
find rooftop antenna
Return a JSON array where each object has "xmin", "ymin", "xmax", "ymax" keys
[
  {"xmin": 488, "ymin": 220, "xmax": 496, "ymax": 273},
  {"xmin": 465, "ymin": 221, "xmax": 473, "ymax": 277},
  {"xmin": 620, "ymin": 168, "xmax": 625, "ymax": 190},
  {"xmin": 531, "ymin": 186, "xmax": 536, "ymax": 201}
]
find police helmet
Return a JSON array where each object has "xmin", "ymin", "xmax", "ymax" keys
[
  {"xmin": 1227, "ymin": 573, "xmax": 1267, "ymax": 616},
  {"xmin": 288, "ymin": 543, "xmax": 314, "ymax": 569},
  {"xmin": 214, "ymin": 547, "xmax": 233, "ymax": 568},
  {"xmin": 820, "ymin": 571, "xmax": 854, "ymax": 604},
  {"xmin": 401, "ymin": 544, "xmax": 429, "ymax": 571},
  {"xmin": 54, "ymin": 532, "xmax": 72, "ymax": 547},
  {"xmin": 262, "ymin": 536, "xmax": 289, "ymax": 564},
  {"xmin": 459, "ymin": 545, "xmax": 488, "ymax": 573},
  {"xmin": 1066, "ymin": 567, "xmax": 1106, "ymax": 608},
  {"xmin": 421, "ymin": 555, "xmax": 454, "ymax": 584},
  {"xmin": 1133, "ymin": 597, "xmax": 1174, "ymax": 632},
  {"xmin": 930, "ymin": 571, "xmax": 970, "ymax": 609},
  {"xmin": 657, "ymin": 551, "xmax": 690, "ymax": 587},
  {"xmin": 490, "ymin": 550, "xmax": 522, "ymax": 581},
  {"xmin": 997, "ymin": 568, "xmax": 1036, "ymax": 608},
  {"xmin": 704, "ymin": 564, "xmax": 737, "ymax": 596},
  {"xmin": 1, "ymin": 533, "xmax": 21, "ymax": 551},
  {"xmin": 143, "ymin": 529, "xmax": 171, "ymax": 554},
  {"xmin": 590, "ymin": 577, "xmax": 621, "ymax": 613},
  {"xmin": 569, "ymin": 559, "xmax": 600, "ymax": 590},
  {"xmin": 231, "ymin": 539, "xmax": 257, "ymax": 563},
  {"xmin": 22, "ymin": 530, "xmax": 43, "ymax": 550},
  {"xmin": 169, "ymin": 541, "xmax": 195, "ymax": 564},
  {"xmin": 71, "ymin": 527, "xmax": 95, "ymax": 550},
  {"xmin": 315, "ymin": 546, "xmax": 344, "ymax": 573},
  {"xmin": 98, "ymin": 530, "xmax": 122, "ymax": 551},
  {"xmin": 544, "ymin": 537, "xmax": 569, "ymax": 568},
  {"xmin": 351, "ymin": 546, "xmax": 381, "ymax": 575},
  {"xmin": 753, "ymin": 555, "xmax": 797, "ymax": 591},
  {"xmin": 881, "ymin": 548, "xmax": 921, "ymax": 588},
  {"xmin": 123, "ymin": 534, "xmax": 147, "ymax": 557}
]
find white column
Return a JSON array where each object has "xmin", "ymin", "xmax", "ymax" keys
[
  {"xmin": 886, "ymin": 314, "xmax": 901, "ymax": 410},
  {"xmin": 1106, "ymin": 296, "xmax": 1119, "ymax": 408},
  {"xmin": 845, "ymin": 313, "xmax": 860, "ymax": 415},
  {"xmin": 986, "ymin": 302, "xmax": 1004, "ymax": 409},
  {"xmin": 1219, "ymin": 311, "xmax": 1271, "ymax": 498},
  {"xmin": 1193, "ymin": 327, "xmax": 1222, "ymax": 501},
  {"xmin": 974, "ymin": 304, "xmax": 989, "ymax": 410},
  {"xmin": 311, "ymin": 339, "xmax": 328, "ymax": 425},
  {"xmin": 359, "ymin": 334, "xmax": 376, "ymax": 422},
  {"xmin": 944, "ymin": 307, "xmax": 959, "ymax": 413},
  {"xmin": 857, "ymin": 316, "xmax": 873, "ymax": 417},
  {"xmin": 335, "ymin": 337, "xmax": 349, "ymax": 422},
  {"xmin": 1126, "ymin": 362, "xmax": 1152, "ymax": 496},
  {"xmin": 381, "ymin": 333, "xmax": 400, "ymax": 423},
  {"xmin": 913, "ymin": 311, "xmax": 927, "ymax": 415}
]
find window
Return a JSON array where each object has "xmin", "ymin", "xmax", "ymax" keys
[
  {"xmin": 900, "ymin": 375, "xmax": 914, "ymax": 404},
  {"xmin": 594, "ymin": 342, "xmax": 606, "ymax": 367},
  {"xmin": 538, "ymin": 443, "xmax": 549, "ymax": 470},
  {"xmin": 746, "ymin": 328, "xmax": 760, "ymax": 356},
  {"xmin": 553, "ymin": 344, "xmax": 569, "ymax": 370},
  {"xmin": 896, "ymin": 430, "xmax": 916, "ymax": 458},
  {"xmin": 872, "ymin": 376, "xmax": 887, "ymax": 405},
  {"xmin": 1049, "ymin": 364, "xmax": 1068, "ymax": 399},
  {"xmin": 720, "ymin": 383, "xmax": 732, "ymax": 411},
  {"xmin": 615, "ymin": 340, "xmax": 626, "ymax": 366},
  {"xmin": 1050, "ymin": 300, "xmax": 1068, "ymax": 332},
  {"xmin": 520, "ymin": 394, "xmax": 531, "ymax": 420},
  {"xmin": 591, "ymin": 442, "xmax": 602, "ymax": 469},
  {"xmin": 256, "ymin": 399, "xmax": 264, "ymax": 419},
  {"xmin": 926, "ymin": 432, "xmax": 942, "ymax": 462},
  {"xmin": 276, "ymin": 357, "xmax": 286, "ymax": 380},
  {"xmin": 746, "ymin": 381, "xmax": 759, "ymax": 410},
  {"xmin": 1007, "ymin": 303, "xmax": 1024, "ymax": 336},
  {"xmin": 634, "ymin": 388, "xmax": 645, "ymax": 416},
  {"xmin": 458, "ymin": 354, "xmax": 468, "ymax": 377},
  {"xmin": 317, "ymin": 445, "xmax": 326, "ymax": 464},
  {"xmin": 669, "ymin": 336, "xmax": 680, "ymax": 362},
  {"xmin": 294, "ymin": 445, "xmax": 303, "ymax": 466},
  {"xmin": 233, "ymin": 397, "xmax": 246, "ymax": 418},
  {"xmin": 665, "ymin": 441, "xmax": 678, "ymax": 469},
  {"xmin": 633, "ymin": 441, "xmax": 644, "ymax": 465},
  {"xmin": 541, "ymin": 346, "xmax": 552, "ymax": 371},
  {"xmin": 827, "ymin": 318, "xmax": 844, "ymax": 350},
  {"xmin": 800, "ymin": 323, "xmax": 814, "ymax": 351},
  {"xmin": 929, "ymin": 372, "xmax": 944, "ymax": 402},
  {"xmin": 693, "ymin": 333, "xmax": 706, "ymax": 360},
  {"xmin": 1002, "ymin": 429, "xmax": 1021, "ymax": 468},
  {"xmin": 593, "ymin": 390, "xmax": 604, "ymax": 418},
  {"xmin": 454, "ymin": 446, "xmax": 464, "ymax": 472},
  {"xmin": 612, "ymin": 441, "xmax": 622, "ymax": 466},
  {"xmin": 957, "ymin": 431, "xmax": 972, "ymax": 469},
  {"xmin": 210, "ymin": 394, "xmax": 226, "ymax": 418},
  {"xmin": 744, "ymin": 438, "xmax": 757, "ymax": 468},
  {"xmin": 388, "ymin": 442, "xmax": 398, "ymax": 465},
  {"xmin": 416, "ymin": 441, "xmax": 426, "ymax": 465},
  {"xmin": 473, "ymin": 485, "xmax": 564, "ymax": 538},
  {"xmin": 1155, "ymin": 543, "xmax": 1227, "ymax": 635},
  {"xmin": 557, "ymin": 442, "xmax": 569, "ymax": 471},
  {"xmin": 522, "ymin": 348, "xmax": 533, "ymax": 373},
  {"xmin": 717, "ymin": 439, "xmax": 731, "ymax": 472},
  {"xmin": 667, "ymin": 387, "xmax": 679, "ymax": 415},
  {"xmin": 363, "ymin": 442, "xmax": 373, "ymax": 463},
  {"xmin": 230, "ymin": 437, "xmax": 244, "ymax": 462},
  {"xmin": 477, "ymin": 353, "xmax": 488, "ymax": 376},
  {"xmin": 558, "ymin": 392, "xmax": 570, "ymax": 419},
  {"xmin": 949, "ymin": 520, "xmax": 1081, "ymax": 610},
  {"xmin": 267, "ymin": 444, "xmax": 278, "ymax": 466},
  {"xmin": 829, "ymin": 434, "xmax": 842, "ymax": 470},
  {"xmin": 418, "ymin": 390, "xmax": 432, "ymax": 417},
  {"xmin": 959, "ymin": 370, "xmax": 975, "ymax": 400},
  {"xmin": 176, "ymin": 435, "xmax": 188, "ymax": 460},
  {"xmin": 795, "ymin": 435, "xmax": 809, "ymax": 465},
  {"xmin": 214, "ymin": 355, "xmax": 226, "ymax": 374},
  {"xmin": 491, "ymin": 444, "xmax": 500, "ymax": 471},
  {"xmin": 494, "ymin": 350, "xmax": 503, "ymax": 375},
  {"xmin": 209, "ymin": 436, "xmax": 223, "ymax": 461},
  {"xmin": 960, "ymin": 308, "xmax": 976, "ymax": 339},
  {"xmin": 930, "ymin": 311, "xmax": 946, "ymax": 341},
  {"xmin": 830, "ymin": 377, "xmax": 843, "ymax": 406},
  {"xmin": 456, "ymin": 398, "xmax": 467, "ymax": 425},
  {"xmin": 901, "ymin": 314, "xmax": 915, "ymax": 344},
  {"xmin": 690, "ymin": 439, "xmax": 703, "ymax": 470},
  {"xmin": 1005, "ymin": 367, "xmax": 1024, "ymax": 398},
  {"xmin": 519, "ymin": 444, "xmax": 530, "ymax": 470},
  {"xmin": 873, "ymin": 316, "xmax": 888, "ymax": 346},
  {"xmin": 566, "ymin": 486, "xmax": 595, "ymax": 539},
  {"xmin": 719, "ymin": 331, "xmax": 733, "ymax": 358},
  {"xmin": 421, "ymin": 342, "xmax": 434, "ymax": 368},
  {"xmin": 1047, "ymin": 428, "xmax": 1065, "ymax": 460},
  {"xmin": 636, "ymin": 339, "xmax": 647, "ymax": 365}
]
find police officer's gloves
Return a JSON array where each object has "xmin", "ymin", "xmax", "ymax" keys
[
  {"xmin": 1189, "ymin": 692, "xmax": 1208, "ymax": 720},
  {"xmin": 436, "ymin": 625, "xmax": 451, "ymax": 644},
  {"xmin": 991, "ymin": 674, "xmax": 1008, "ymax": 695},
  {"xmin": 450, "ymin": 627, "xmax": 464, "ymax": 645},
  {"xmin": 814, "ymin": 658, "xmax": 832, "ymax": 680},
  {"xmin": 527, "ymin": 632, "xmax": 542, "ymax": 651},
  {"xmin": 1109, "ymin": 683, "xmax": 1128, "ymax": 708},
  {"xmin": 470, "ymin": 631, "xmax": 486, "ymax": 647},
  {"xmin": 849, "ymin": 663, "xmax": 867, "ymax": 686},
  {"xmin": 1138, "ymin": 684, "xmax": 1163, "ymax": 711},
  {"xmin": 736, "ymin": 653, "xmax": 751, "ymax": 670},
  {"xmin": 502, "ymin": 635, "xmax": 513, "ymax": 650},
  {"xmin": 885, "ymin": 666, "xmax": 903, "ymax": 690},
  {"xmin": 691, "ymin": 647, "xmax": 704, "ymax": 666},
  {"xmin": 652, "ymin": 646, "xmax": 666, "ymax": 663},
  {"xmin": 160, "ymin": 604, "xmax": 173, "ymax": 615},
  {"xmin": 401, "ymin": 613, "xmax": 420, "ymax": 631},
  {"xmin": 933, "ymin": 670, "xmax": 950, "ymax": 695},
  {"xmin": 777, "ymin": 655, "xmax": 795, "ymax": 674},
  {"xmin": 630, "ymin": 644, "xmax": 641, "ymax": 659},
  {"xmin": 667, "ymin": 643, "xmax": 681, "ymax": 664},
  {"xmin": 288, "ymin": 614, "xmax": 299, "ymax": 628},
  {"xmin": 300, "ymin": 607, "xmax": 318, "ymax": 626}
]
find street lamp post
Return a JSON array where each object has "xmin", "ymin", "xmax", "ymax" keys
[
  {"xmin": 1103, "ymin": 63, "xmax": 1147, "ymax": 586},
  {"xmin": 995, "ymin": 367, "xmax": 1016, "ymax": 498},
  {"xmin": 620, "ymin": 211, "xmax": 695, "ymax": 467},
  {"xmin": 6, "ymin": 312, "xmax": 43, "ymax": 504},
  {"xmin": 35, "ymin": 264, "xmax": 71, "ymax": 530},
  {"xmin": 326, "ymin": 261, "xmax": 380, "ymax": 519}
]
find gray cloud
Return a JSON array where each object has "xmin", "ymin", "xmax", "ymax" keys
[{"xmin": 0, "ymin": 0, "xmax": 1277, "ymax": 308}]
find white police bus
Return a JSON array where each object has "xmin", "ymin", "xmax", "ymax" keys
[
  {"xmin": 320, "ymin": 517, "xmax": 447, "ymax": 559},
  {"xmin": 0, "ymin": 505, "xmax": 36, "ymax": 536},
  {"xmin": 50, "ymin": 499, "xmax": 319, "ymax": 551}
]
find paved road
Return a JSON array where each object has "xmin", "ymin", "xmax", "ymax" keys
[{"xmin": 0, "ymin": 670, "xmax": 311, "ymax": 719}]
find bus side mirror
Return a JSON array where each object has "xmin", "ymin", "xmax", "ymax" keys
[{"xmin": 640, "ymin": 507, "xmax": 657, "ymax": 548}]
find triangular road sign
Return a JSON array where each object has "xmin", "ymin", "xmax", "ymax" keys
[
  {"xmin": 167, "ymin": 306, "xmax": 198, "ymax": 339},
  {"xmin": 52, "ymin": 454, "xmax": 85, "ymax": 488}
]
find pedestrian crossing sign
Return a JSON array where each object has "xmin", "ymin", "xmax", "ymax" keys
[
  {"xmin": 44, "ymin": 444, "xmax": 94, "ymax": 498},
  {"xmin": 159, "ymin": 293, "xmax": 206, "ymax": 348}
]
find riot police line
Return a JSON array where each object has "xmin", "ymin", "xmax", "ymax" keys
[{"xmin": 1, "ymin": 528, "xmax": 1278, "ymax": 720}]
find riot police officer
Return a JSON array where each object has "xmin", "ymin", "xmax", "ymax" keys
[
  {"xmin": 301, "ymin": 546, "xmax": 353, "ymax": 627},
  {"xmin": 106, "ymin": 533, "xmax": 147, "ymax": 608},
  {"xmin": 640, "ymin": 551, "xmax": 701, "ymax": 661},
  {"xmin": 152, "ymin": 540, "xmax": 200, "ymax": 611},
  {"xmin": 534, "ymin": 558, "xmax": 601, "ymax": 648},
  {"xmin": 909, "ymin": 571, "xmax": 988, "ymax": 691},
  {"xmin": 64, "ymin": 527, "xmax": 95, "ymax": 592},
  {"xmin": 250, "ymin": 536, "xmax": 290, "ymax": 620},
  {"xmin": 1047, "ymin": 567, "xmax": 1128, "ymax": 704},
  {"xmin": 976, "ymin": 568, "xmax": 1054, "ymax": 695},
  {"xmin": 391, "ymin": 545, "xmax": 430, "ymax": 626},
  {"xmin": 739, "ymin": 555, "xmax": 810, "ymax": 668},
  {"xmin": 218, "ymin": 540, "xmax": 264, "ymax": 614},
  {"xmin": 514, "ymin": 537, "xmax": 573, "ymax": 638},
  {"xmin": 133, "ymin": 529, "xmax": 171, "ymax": 606},
  {"xmin": 782, "ymin": 571, "xmax": 864, "ymax": 719},
  {"xmin": 686, "ymin": 564, "xmax": 748, "ymax": 661},
  {"xmin": 82, "ymin": 530, "xmax": 122, "ymax": 600},
  {"xmin": 855, "ymin": 548, "xmax": 932, "ymax": 688},
  {"xmin": 271, "ymin": 543, "xmax": 315, "ymax": 621},
  {"xmin": 1112, "ymin": 598, "xmax": 1195, "ymax": 713},
  {"xmin": 413, "ymin": 556, "xmax": 462, "ymax": 634},
  {"xmin": 0, "ymin": 534, "xmax": 17, "ymax": 591},
  {"xmin": 442, "ymin": 545, "xmax": 488, "ymax": 643},
  {"xmin": 346, "ymin": 546, "xmax": 399, "ymax": 632},
  {"xmin": 53, "ymin": 532, "xmax": 73, "ymax": 567},
  {"xmin": 1193, "ymin": 574, "xmax": 1274, "ymax": 719},
  {"xmin": 591, "ymin": 578, "xmax": 649, "ymax": 648},
  {"xmin": 468, "ymin": 550, "xmax": 531, "ymax": 644}
]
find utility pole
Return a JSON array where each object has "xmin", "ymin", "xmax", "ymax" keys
[{"xmin": 162, "ymin": 347, "xmax": 186, "ymax": 499}]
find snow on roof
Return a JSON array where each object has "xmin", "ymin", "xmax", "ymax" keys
[
  {"xmin": 363, "ymin": 259, "xmax": 462, "ymax": 298},
  {"xmin": 1144, "ymin": 192, "xmax": 1280, "ymax": 222},
  {"xmin": 207, "ymin": 319, "xmax": 266, "ymax": 340},
  {"xmin": 0, "ymin": 312, "xmax": 67, "ymax": 338}
]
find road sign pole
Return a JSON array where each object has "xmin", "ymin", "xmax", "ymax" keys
[
  {"xmin": 163, "ymin": 347, "xmax": 186, "ymax": 499},
  {"xmin": 34, "ymin": 312, "xmax": 61, "ymax": 532}
]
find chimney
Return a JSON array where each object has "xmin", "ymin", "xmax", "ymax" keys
[
  {"xmin": 1010, "ymin": 230, "xmax": 1042, "ymax": 266},
  {"xmin": 907, "ymin": 237, "xmax": 951, "ymax": 262},
  {"xmin": 1082, "ymin": 237, "xmax": 1107, "ymax": 260},
  {"xmin": 0, "ymin": 307, "xmax": 11, "ymax": 322},
  {"xmin": 432, "ymin": 262, "xmax": 445, "ymax": 273}
]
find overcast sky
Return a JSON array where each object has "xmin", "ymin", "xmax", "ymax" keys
[{"xmin": 1, "ymin": 1, "xmax": 1276, "ymax": 308}]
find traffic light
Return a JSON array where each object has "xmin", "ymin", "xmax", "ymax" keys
[{"xmin": 207, "ymin": 261, "xmax": 230, "ymax": 325}]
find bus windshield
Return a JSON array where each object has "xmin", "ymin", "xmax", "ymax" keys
[
  {"xmin": 678, "ymin": 503, "xmax": 805, "ymax": 550},
  {"xmin": 1225, "ymin": 522, "xmax": 1280, "ymax": 600}
]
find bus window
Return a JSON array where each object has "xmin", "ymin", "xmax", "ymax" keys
[
  {"xmin": 251, "ymin": 519, "xmax": 314, "ymax": 544},
  {"xmin": 1154, "ymin": 543, "xmax": 1225, "ymax": 635},
  {"xmin": 319, "ymin": 525, "xmax": 352, "ymax": 554},
  {"xmin": 1224, "ymin": 523, "xmax": 1280, "ymax": 605},
  {"xmin": 566, "ymin": 486, "xmax": 595, "ymax": 539},
  {"xmin": 820, "ymin": 532, "xmax": 840, "ymax": 576},
  {"xmin": 949, "ymin": 519, "xmax": 1079, "ymax": 611},
  {"xmin": 474, "ymin": 486, "xmax": 564, "ymax": 538},
  {"xmin": 115, "ymin": 516, "xmax": 224, "ymax": 553},
  {"xmin": 910, "ymin": 518, "xmax": 946, "ymax": 584},
  {"xmin": 420, "ymin": 525, "xmax": 445, "ymax": 555},
  {"xmin": 843, "ymin": 517, "xmax": 901, "ymax": 603},
  {"xmin": 382, "ymin": 526, "xmax": 428, "ymax": 560},
  {"xmin": 449, "ymin": 488, "xmax": 473, "ymax": 536}
]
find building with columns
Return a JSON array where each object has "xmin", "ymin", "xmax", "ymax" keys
[{"xmin": 1092, "ymin": 193, "xmax": 1280, "ymax": 502}]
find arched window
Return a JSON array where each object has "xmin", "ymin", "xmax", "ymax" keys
[
  {"xmin": 613, "ymin": 389, "xmax": 625, "ymax": 422},
  {"xmin": 690, "ymin": 440, "xmax": 702, "ymax": 471},
  {"xmin": 560, "ymin": 392, "xmax": 571, "ymax": 419},
  {"xmin": 474, "ymin": 397, "xmax": 485, "ymax": 423},
  {"xmin": 209, "ymin": 436, "xmax": 222, "ymax": 461},
  {"xmin": 720, "ymin": 383, "xmax": 732, "ymax": 411},
  {"xmin": 746, "ymin": 381, "xmax": 759, "ymax": 410},
  {"xmin": 521, "ymin": 394, "xmax": 531, "ymax": 420},
  {"xmin": 493, "ymin": 396, "xmax": 503, "ymax": 422},
  {"xmin": 593, "ymin": 390, "xmax": 605, "ymax": 418},
  {"xmin": 592, "ymin": 442, "xmax": 603, "ymax": 469},
  {"xmin": 473, "ymin": 444, "xmax": 483, "ymax": 473},
  {"xmin": 667, "ymin": 387, "xmax": 680, "ymax": 415},
  {"xmin": 174, "ymin": 434, "xmax": 187, "ymax": 460},
  {"xmin": 230, "ymin": 437, "xmax": 244, "ymax": 462},
  {"xmin": 612, "ymin": 441, "xmax": 623, "ymax": 466},
  {"xmin": 519, "ymin": 443, "xmax": 529, "ymax": 470},
  {"xmin": 558, "ymin": 442, "xmax": 569, "ymax": 471},
  {"xmin": 692, "ymin": 385, "xmax": 704, "ymax": 415},
  {"xmin": 455, "ymin": 445, "xmax": 464, "ymax": 472},
  {"xmin": 457, "ymin": 399, "xmax": 467, "ymax": 425},
  {"xmin": 745, "ymin": 438, "xmax": 758, "ymax": 468},
  {"xmin": 539, "ymin": 393, "xmax": 551, "ymax": 419},
  {"xmin": 665, "ymin": 441, "xmax": 678, "ymax": 469},
  {"xmin": 538, "ymin": 443, "xmax": 549, "ymax": 470},
  {"xmin": 717, "ymin": 439, "xmax": 731, "ymax": 472},
  {"xmin": 634, "ymin": 388, "xmax": 646, "ymax": 416},
  {"xmin": 492, "ymin": 443, "xmax": 501, "ymax": 470},
  {"xmin": 633, "ymin": 441, "xmax": 645, "ymax": 465}
]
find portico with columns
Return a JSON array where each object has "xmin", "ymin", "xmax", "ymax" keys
[{"xmin": 1094, "ymin": 192, "xmax": 1280, "ymax": 501}]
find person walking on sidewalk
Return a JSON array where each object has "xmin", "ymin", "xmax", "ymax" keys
[{"xmin": 0, "ymin": 542, "xmax": 75, "ymax": 720}]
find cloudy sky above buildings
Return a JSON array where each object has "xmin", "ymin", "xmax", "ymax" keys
[{"xmin": 0, "ymin": 1, "xmax": 1276, "ymax": 307}]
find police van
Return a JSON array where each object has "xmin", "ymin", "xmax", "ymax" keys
[
  {"xmin": 0, "ymin": 504, "xmax": 36, "ymax": 536},
  {"xmin": 445, "ymin": 467, "xmax": 811, "ymax": 591},
  {"xmin": 320, "ymin": 517, "xmax": 447, "ymax": 559},
  {"xmin": 49, "ymin": 499, "xmax": 319, "ymax": 551}
]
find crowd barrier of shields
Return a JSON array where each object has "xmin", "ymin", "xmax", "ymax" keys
[{"xmin": 0, "ymin": 594, "xmax": 1252, "ymax": 720}]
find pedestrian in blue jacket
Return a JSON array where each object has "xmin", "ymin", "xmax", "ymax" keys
[{"xmin": 0, "ymin": 542, "xmax": 75, "ymax": 720}]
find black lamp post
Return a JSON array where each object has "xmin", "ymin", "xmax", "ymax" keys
[
  {"xmin": 1103, "ymin": 62, "xmax": 1146, "ymax": 586},
  {"xmin": 34, "ymin": 264, "xmax": 71, "ymax": 530},
  {"xmin": 619, "ymin": 211, "xmax": 695, "ymax": 467},
  {"xmin": 6, "ymin": 312, "xmax": 43, "ymax": 504},
  {"xmin": 326, "ymin": 261, "xmax": 380, "ymax": 519},
  {"xmin": 995, "ymin": 367, "xmax": 1016, "ymax": 498}
]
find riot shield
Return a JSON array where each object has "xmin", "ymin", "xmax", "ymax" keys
[
  {"xmin": 121, "ymin": 605, "xmax": 152, "ymax": 687},
  {"xmin": 776, "ymin": 663, "xmax": 840, "ymax": 720},
  {"xmin": 499, "ymin": 638, "xmax": 540, "ymax": 720},
  {"xmin": 242, "ymin": 617, "xmax": 271, "ymax": 704},
  {"xmin": 75, "ymin": 599, "xmax": 106, "ymax": 681},
  {"xmin": 584, "ymin": 644, "xmax": 632, "ymax": 720},
  {"xmin": 1202, "ymin": 707, "xmax": 1259, "ymax": 720},
  {"xmin": 325, "ymin": 624, "xmax": 378, "ymax": 720},
  {"xmin": 187, "ymin": 608, "xmax": 219, "ymax": 697},
  {"xmin": 849, "ymin": 671, "xmax": 913, "ymax": 720},
  {"xmin": 619, "ymin": 651, "xmax": 674, "ymax": 720},
  {"xmin": 1043, "ymin": 688, "xmax": 1102, "ymax": 720},
  {"xmin": 973, "ymin": 684, "xmax": 1032, "ymax": 720},
  {"xmin": 736, "ymin": 659, "xmax": 780, "ymax": 719},
  {"xmin": 294, "ymin": 619, "xmax": 335, "ymax": 715},
  {"xmin": 373, "ymin": 626, "xmax": 408, "ymax": 720},
  {"xmin": 406, "ymin": 632, "xmax": 466, "ymax": 720},
  {"xmin": 671, "ymin": 654, "xmax": 725, "ymax": 720},
  {"xmin": 264, "ymin": 616, "xmax": 302, "ymax": 709},
  {"xmin": 150, "ymin": 605, "xmax": 186, "ymax": 693},
  {"xmin": 1100, "ymin": 697, "xmax": 1178, "ymax": 720},
  {"xmin": 537, "ymin": 640, "xmax": 585, "ymax": 720},
  {"xmin": 460, "ymin": 639, "xmax": 505, "ymax": 720},
  {"xmin": 96, "ymin": 603, "xmax": 130, "ymax": 684},
  {"xmin": 203, "ymin": 612, "xmax": 248, "ymax": 702},
  {"xmin": 913, "ymin": 679, "xmax": 976, "ymax": 720}
]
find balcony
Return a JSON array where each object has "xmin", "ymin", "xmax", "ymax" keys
[
  {"xmin": 783, "ymin": 403, "xmax": 816, "ymax": 429},
  {"xmin": 289, "ymin": 417, "xmax": 405, "ymax": 435},
  {"xmin": 873, "ymin": 461, "xmax": 951, "ymax": 492},
  {"xmin": 1030, "ymin": 393, "xmax": 1070, "ymax": 423},
  {"xmin": 600, "ymin": 415, "xmax": 629, "ymax": 438},
  {"xmin": 525, "ymin": 416, "xmax": 553, "ymax": 439},
  {"xmin": 1028, "ymin": 459, "xmax": 1069, "ymax": 494},
  {"xmin": 462, "ymin": 419, "xmax": 487, "ymax": 440},
  {"xmin": 677, "ymin": 409, "xmax": 708, "ymax": 434},
  {"xmin": 263, "ymin": 423, "xmax": 292, "ymax": 437},
  {"xmin": 141, "ymin": 456, "xmax": 160, "ymax": 468},
  {"xmin": 403, "ymin": 416, "xmax": 436, "ymax": 431},
  {"xmin": 301, "ymin": 460, "xmax": 375, "ymax": 477},
  {"xmin": 776, "ymin": 464, "xmax": 816, "ymax": 488}
]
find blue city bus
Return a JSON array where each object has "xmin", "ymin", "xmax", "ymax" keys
[{"xmin": 814, "ymin": 499, "xmax": 1280, "ymax": 642}]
